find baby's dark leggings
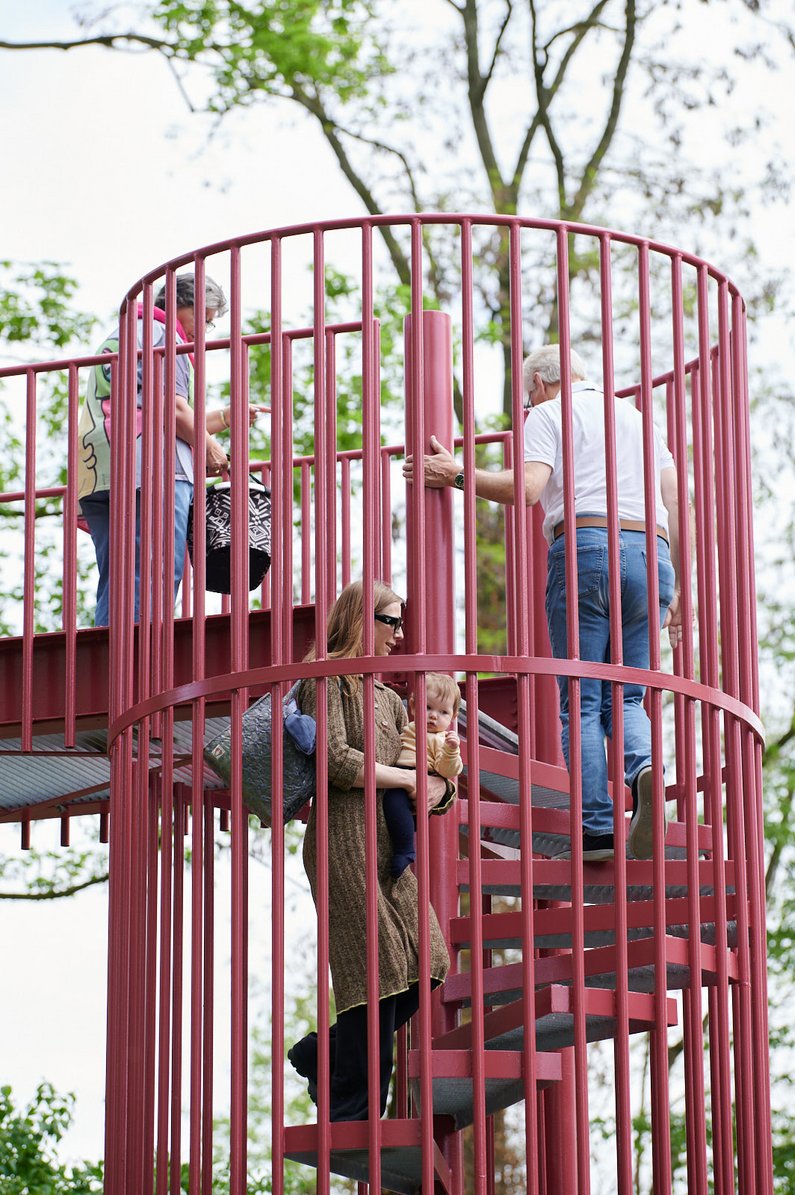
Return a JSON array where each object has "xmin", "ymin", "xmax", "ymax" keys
[{"xmin": 383, "ymin": 787, "xmax": 416, "ymax": 878}]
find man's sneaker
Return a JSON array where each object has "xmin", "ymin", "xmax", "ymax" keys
[
  {"xmin": 628, "ymin": 766, "xmax": 667, "ymax": 859},
  {"xmin": 554, "ymin": 831, "xmax": 614, "ymax": 862}
]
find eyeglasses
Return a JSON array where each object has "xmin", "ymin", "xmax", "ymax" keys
[
  {"xmin": 374, "ymin": 613, "xmax": 403, "ymax": 633},
  {"xmin": 206, "ymin": 319, "xmax": 216, "ymax": 331}
]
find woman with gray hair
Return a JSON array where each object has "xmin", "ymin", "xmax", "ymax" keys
[{"xmin": 77, "ymin": 271, "xmax": 261, "ymax": 625}]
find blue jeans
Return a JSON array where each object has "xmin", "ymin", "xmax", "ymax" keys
[
  {"xmin": 80, "ymin": 481, "xmax": 193, "ymax": 626},
  {"xmin": 545, "ymin": 529, "xmax": 675, "ymax": 836}
]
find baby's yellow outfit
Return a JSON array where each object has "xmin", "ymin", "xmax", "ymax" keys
[{"xmin": 396, "ymin": 723, "xmax": 464, "ymax": 780}]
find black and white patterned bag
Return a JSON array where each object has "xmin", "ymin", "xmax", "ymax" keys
[{"xmin": 188, "ymin": 477, "xmax": 271, "ymax": 594}]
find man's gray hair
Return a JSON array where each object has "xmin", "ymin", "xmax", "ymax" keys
[
  {"xmin": 154, "ymin": 272, "xmax": 228, "ymax": 319},
  {"xmin": 522, "ymin": 344, "xmax": 587, "ymax": 392}
]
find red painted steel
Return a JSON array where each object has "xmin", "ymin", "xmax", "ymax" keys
[{"xmin": 1, "ymin": 213, "xmax": 772, "ymax": 1195}]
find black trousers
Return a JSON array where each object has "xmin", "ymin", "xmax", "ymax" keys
[{"xmin": 290, "ymin": 983, "xmax": 421, "ymax": 1121}]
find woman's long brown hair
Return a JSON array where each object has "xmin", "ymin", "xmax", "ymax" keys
[{"xmin": 304, "ymin": 579, "xmax": 404, "ymax": 692}]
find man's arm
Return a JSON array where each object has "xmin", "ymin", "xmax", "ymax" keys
[
  {"xmin": 403, "ymin": 435, "xmax": 550, "ymax": 506},
  {"xmin": 660, "ymin": 465, "xmax": 694, "ymax": 647}
]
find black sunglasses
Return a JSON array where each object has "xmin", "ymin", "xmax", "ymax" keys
[{"xmin": 374, "ymin": 613, "xmax": 403, "ymax": 633}]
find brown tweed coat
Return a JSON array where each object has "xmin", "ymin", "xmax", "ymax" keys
[{"xmin": 298, "ymin": 677, "xmax": 453, "ymax": 1014}]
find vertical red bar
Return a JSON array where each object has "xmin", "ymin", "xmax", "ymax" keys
[
  {"xmin": 637, "ymin": 241, "xmax": 672, "ymax": 1194},
  {"xmin": 670, "ymin": 256, "xmax": 707, "ymax": 1194},
  {"xmin": 151, "ymin": 330, "xmax": 166, "ymax": 738},
  {"xmin": 228, "ymin": 245, "xmax": 250, "ymax": 1195},
  {"xmin": 156, "ymin": 772, "xmax": 174, "ymax": 1193},
  {"xmin": 201, "ymin": 797, "xmax": 216, "ymax": 1195},
  {"xmin": 170, "ymin": 784, "xmax": 186, "ymax": 1194},
  {"xmin": 380, "ymin": 446, "xmax": 392, "ymax": 585},
  {"xmin": 260, "ymin": 459, "xmax": 272, "ymax": 612},
  {"xmin": 506, "ymin": 219, "xmax": 541, "ymax": 1193},
  {"xmin": 598, "ymin": 234, "xmax": 632, "ymax": 1195},
  {"xmin": 120, "ymin": 297, "xmax": 141, "ymax": 1183},
  {"xmin": 340, "ymin": 456, "xmax": 352, "ymax": 588},
  {"xmin": 143, "ymin": 774, "xmax": 160, "ymax": 1195},
  {"xmin": 139, "ymin": 282, "xmax": 155, "ymax": 646},
  {"xmin": 301, "ymin": 459, "xmax": 312, "ymax": 604},
  {"xmin": 312, "ymin": 224, "xmax": 332, "ymax": 1192},
  {"xmin": 555, "ymin": 225, "xmax": 590, "ymax": 1195},
  {"xmin": 731, "ymin": 296, "xmax": 773, "ymax": 1195},
  {"xmin": 63, "ymin": 362, "xmax": 79, "ymax": 745},
  {"xmin": 713, "ymin": 280, "xmax": 756, "ymax": 1192},
  {"xmin": 105, "ymin": 293, "xmax": 134, "ymax": 1193},
  {"xmin": 324, "ymin": 327, "xmax": 338, "ymax": 602},
  {"xmin": 361, "ymin": 219, "xmax": 384, "ymax": 1193},
  {"xmin": 21, "ymin": 370, "xmax": 37, "ymax": 751},
  {"xmin": 162, "ymin": 274, "xmax": 181, "ymax": 716},
  {"xmin": 188, "ymin": 256, "xmax": 209, "ymax": 1195},
  {"xmin": 268, "ymin": 233, "xmax": 286, "ymax": 1194},
  {"xmin": 693, "ymin": 266, "xmax": 733, "ymax": 1195},
  {"xmin": 137, "ymin": 282, "xmax": 159, "ymax": 1192},
  {"xmin": 460, "ymin": 219, "xmax": 489, "ymax": 1194},
  {"xmin": 130, "ymin": 746, "xmax": 152, "ymax": 1193},
  {"xmin": 281, "ymin": 332, "xmax": 294, "ymax": 664}
]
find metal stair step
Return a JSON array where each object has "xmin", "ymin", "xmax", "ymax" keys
[
  {"xmin": 449, "ymin": 892, "xmax": 737, "ymax": 951},
  {"xmin": 462, "ymin": 809, "xmax": 713, "ymax": 859},
  {"xmin": 409, "ymin": 985, "xmax": 675, "ymax": 1129},
  {"xmin": 407, "ymin": 1049, "xmax": 561, "ymax": 1131},
  {"xmin": 442, "ymin": 930, "xmax": 739, "ymax": 1008},
  {"xmin": 458, "ymin": 856, "xmax": 733, "ymax": 904},
  {"xmin": 283, "ymin": 1118, "xmax": 451, "ymax": 1194}
]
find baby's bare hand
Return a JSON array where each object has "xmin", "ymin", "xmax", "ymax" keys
[{"xmin": 444, "ymin": 730, "xmax": 460, "ymax": 750}]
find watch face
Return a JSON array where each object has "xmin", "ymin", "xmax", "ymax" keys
[{"xmin": 454, "ymin": 472, "xmax": 465, "ymax": 490}]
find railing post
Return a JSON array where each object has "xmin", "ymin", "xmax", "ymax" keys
[
  {"xmin": 530, "ymin": 505, "xmax": 563, "ymax": 765},
  {"xmin": 404, "ymin": 308, "xmax": 463, "ymax": 1186},
  {"xmin": 405, "ymin": 308, "xmax": 457, "ymax": 965}
]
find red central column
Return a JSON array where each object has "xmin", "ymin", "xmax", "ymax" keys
[{"xmin": 404, "ymin": 309, "xmax": 463, "ymax": 1189}]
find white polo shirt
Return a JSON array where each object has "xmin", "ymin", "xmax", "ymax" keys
[{"xmin": 523, "ymin": 381, "xmax": 675, "ymax": 545}]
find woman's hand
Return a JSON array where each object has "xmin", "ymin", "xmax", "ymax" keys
[
  {"xmin": 395, "ymin": 769, "xmax": 417, "ymax": 799},
  {"xmin": 208, "ymin": 404, "xmax": 268, "ymax": 436},
  {"xmin": 205, "ymin": 435, "xmax": 229, "ymax": 476},
  {"xmin": 407, "ymin": 773, "xmax": 448, "ymax": 815}
]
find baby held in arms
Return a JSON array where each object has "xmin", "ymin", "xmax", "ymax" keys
[{"xmin": 383, "ymin": 673, "xmax": 463, "ymax": 878}]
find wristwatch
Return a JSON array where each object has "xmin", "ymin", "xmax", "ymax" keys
[{"xmin": 453, "ymin": 471, "xmax": 465, "ymax": 491}]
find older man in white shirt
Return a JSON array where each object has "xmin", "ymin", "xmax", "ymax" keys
[{"xmin": 404, "ymin": 345, "xmax": 684, "ymax": 862}]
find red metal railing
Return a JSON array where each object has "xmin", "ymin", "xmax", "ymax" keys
[{"xmin": 1, "ymin": 213, "xmax": 769, "ymax": 1194}]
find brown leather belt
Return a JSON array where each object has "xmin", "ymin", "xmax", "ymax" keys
[{"xmin": 552, "ymin": 515, "xmax": 669, "ymax": 545}]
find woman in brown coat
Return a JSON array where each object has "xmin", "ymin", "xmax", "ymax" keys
[{"xmin": 288, "ymin": 579, "xmax": 456, "ymax": 1121}]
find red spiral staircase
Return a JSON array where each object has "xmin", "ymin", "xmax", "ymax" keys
[{"xmin": 0, "ymin": 214, "xmax": 772, "ymax": 1194}]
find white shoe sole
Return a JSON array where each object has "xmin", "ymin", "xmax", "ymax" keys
[
  {"xmin": 554, "ymin": 847, "xmax": 615, "ymax": 862},
  {"xmin": 628, "ymin": 767, "xmax": 666, "ymax": 859}
]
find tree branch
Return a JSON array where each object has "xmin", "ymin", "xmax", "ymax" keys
[
  {"xmin": 529, "ymin": 0, "xmax": 567, "ymax": 210},
  {"xmin": 318, "ymin": 116, "xmax": 450, "ymax": 290},
  {"xmin": 565, "ymin": 0, "xmax": 636, "ymax": 220},
  {"xmin": 0, "ymin": 33, "xmax": 179, "ymax": 56},
  {"xmin": 0, "ymin": 871, "xmax": 108, "ymax": 900},
  {"xmin": 482, "ymin": 1, "xmax": 514, "ymax": 88},
  {"xmin": 290, "ymin": 85, "xmax": 412, "ymax": 287},
  {"xmin": 511, "ymin": 112, "xmax": 542, "ymax": 194},
  {"xmin": 328, "ymin": 121, "xmax": 424, "ymax": 209},
  {"xmin": 545, "ymin": 1, "xmax": 613, "ymax": 104},
  {"xmin": 461, "ymin": 0, "xmax": 509, "ymax": 208},
  {"xmin": 514, "ymin": 4, "xmax": 615, "ymax": 193},
  {"xmin": 542, "ymin": 15, "xmax": 616, "ymax": 56}
]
